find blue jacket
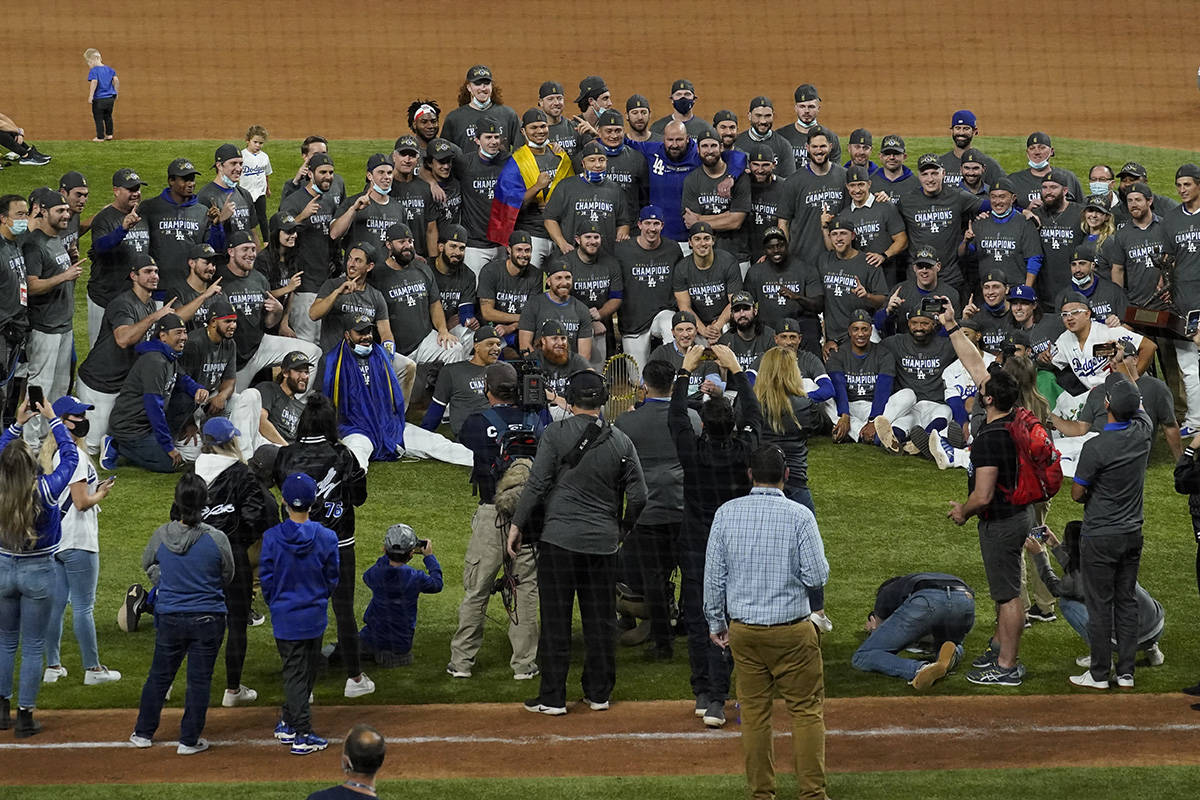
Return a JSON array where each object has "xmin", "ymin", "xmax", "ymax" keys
[
  {"xmin": 359, "ymin": 554, "xmax": 443, "ymax": 654},
  {"xmin": 321, "ymin": 340, "xmax": 405, "ymax": 461},
  {"xmin": 625, "ymin": 137, "xmax": 748, "ymax": 241},
  {"xmin": 142, "ymin": 520, "xmax": 234, "ymax": 614},
  {"xmin": 259, "ymin": 518, "xmax": 340, "ymax": 640},
  {"xmin": 0, "ymin": 419, "xmax": 78, "ymax": 557}
]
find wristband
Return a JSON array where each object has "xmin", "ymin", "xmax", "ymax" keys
[
  {"xmin": 945, "ymin": 324, "xmax": 961, "ymax": 335},
  {"xmin": 383, "ymin": 341, "xmax": 395, "ymax": 356}
]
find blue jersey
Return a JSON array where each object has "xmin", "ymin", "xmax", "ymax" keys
[{"xmin": 625, "ymin": 138, "xmax": 747, "ymax": 242}]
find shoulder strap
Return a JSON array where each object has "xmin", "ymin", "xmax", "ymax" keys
[{"xmin": 481, "ymin": 408, "xmax": 508, "ymax": 442}]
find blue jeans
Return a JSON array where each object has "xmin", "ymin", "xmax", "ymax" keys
[
  {"xmin": 0, "ymin": 553, "xmax": 56, "ymax": 708},
  {"xmin": 113, "ymin": 434, "xmax": 177, "ymax": 473},
  {"xmin": 46, "ymin": 549, "xmax": 100, "ymax": 668},
  {"xmin": 851, "ymin": 588, "xmax": 975, "ymax": 681},
  {"xmin": 134, "ymin": 612, "xmax": 226, "ymax": 746},
  {"xmin": 679, "ymin": 533, "xmax": 731, "ymax": 703}
]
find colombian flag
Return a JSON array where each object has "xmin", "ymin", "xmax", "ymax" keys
[{"xmin": 487, "ymin": 145, "xmax": 573, "ymax": 246}]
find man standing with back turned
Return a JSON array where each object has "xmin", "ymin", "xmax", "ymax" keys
[{"xmin": 704, "ymin": 444, "xmax": 830, "ymax": 800}]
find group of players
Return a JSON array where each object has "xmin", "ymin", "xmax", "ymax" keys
[{"xmin": 4, "ymin": 64, "xmax": 1200, "ymax": 749}]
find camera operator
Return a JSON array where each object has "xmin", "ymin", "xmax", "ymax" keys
[{"xmin": 448, "ymin": 362, "xmax": 546, "ymax": 680}]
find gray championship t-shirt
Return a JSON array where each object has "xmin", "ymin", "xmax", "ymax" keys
[
  {"xmin": 826, "ymin": 342, "xmax": 896, "ymax": 404},
  {"xmin": 87, "ymin": 204, "xmax": 150, "ymax": 307},
  {"xmin": 220, "ymin": 267, "xmax": 272, "ymax": 368},
  {"xmin": 883, "ymin": 334, "xmax": 956, "ymax": 402},
  {"xmin": 779, "ymin": 164, "xmax": 848, "ymax": 266},
  {"xmin": 179, "ymin": 327, "xmax": 236, "ymax": 392},
  {"xmin": 23, "ymin": 230, "xmax": 75, "ymax": 334},
  {"xmin": 566, "ymin": 250, "xmax": 623, "ymax": 310},
  {"xmin": 817, "ymin": 250, "xmax": 887, "ymax": 343},
  {"xmin": 681, "ymin": 169, "xmax": 751, "ymax": 262},
  {"xmin": 671, "ymin": 251, "xmax": 742, "ymax": 326},
  {"xmin": 1033, "ymin": 203, "xmax": 1086, "ymax": 305},
  {"xmin": 335, "ymin": 192, "xmax": 405, "ymax": 261},
  {"xmin": 743, "ymin": 257, "xmax": 822, "ymax": 332},
  {"xmin": 614, "ymin": 237, "xmax": 682, "ymax": 335},
  {"xmin": 477, "ymin": 256, "xmax": 543, "ymax": 320},
  {"xmin": 315, "ymin": 278, "xmax": 389, "ymax": 354},
  {"xmin": 256, "ymin": 380, "xmax": 306, "ymax": 443},
  {"xmin": 518, "ymin": 292, "xmax": 594, "ymax": 353},
  {"xmin": 370, "ymin": 261, "xmax": 439, "ymax": 355},
  {"xmin": 896, "ymin": 187, "xmax": 982, "ymax": 289},
  {"xmin": 278, "ymin": 187, "xmax": 339, "ymax": 293},
  {"xmin": 543, "ymin": 177, "xmax": 630, "ymax": 256},
  {"xmin": 138, "ymin": 193, "xmax": 212, "ymax": 294},
  {"xmin": 430, "ymin": 359, "xmax": 489, "ymax": 435},
  {"xmin": 77, "ymin": 290, "xmax": 156, "ymax": 392}
]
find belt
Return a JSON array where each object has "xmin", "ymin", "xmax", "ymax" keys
[{"xmin": 732, "ymin": 617, "xmax": 805, "ymax": 628}]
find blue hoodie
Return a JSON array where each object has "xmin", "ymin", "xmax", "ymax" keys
[
  {"xmin": 133, "ymin": 339, "xmax": 205, "ymax": 452},
  {"xmin": 259, "ymin": 518, "xmax": 340, "ymax": 640},
  {"xmin": 359, "ymin": 553, "xmax": 443, "ymax": 654}
]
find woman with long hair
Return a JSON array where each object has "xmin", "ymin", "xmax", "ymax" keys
[
  {"xmin": 41, "ymin": 396, "xmax": 120, "ymax": 688},
  {"xmin": 255, "ymin": 212, "xmax": 301, "ymax": 335},
  {"xmin": 272, "ymin": 395, "xmax": 372, "ymax": 698},
  {"xmin": 0, "ymin": 399, "xmax": 78, "ymax": 737},
  {"xmin": 131, "ymin": 472, "xmax": 233, "ymax": 755},
  {"xmin": 751, "ymin": 346, "xmax": 830, "ymax": 630},
  {"xmin": 190, "ymin": 417, "xmax": 277, "ymax": 709},
  {"xmin": 1081, "ymin": 195, "xmax": 1116, "ymax": 253}
]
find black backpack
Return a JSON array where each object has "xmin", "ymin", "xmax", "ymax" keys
[{"xmin": 482, "ymin": 408, "xmax": 544, "ymax": 483}]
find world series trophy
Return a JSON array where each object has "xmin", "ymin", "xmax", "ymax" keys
[{"xmin": 1124, "ymin": 252, "xmax": 1192, "ymax": 338}]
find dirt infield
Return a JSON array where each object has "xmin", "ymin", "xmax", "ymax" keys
[
  {"xmin": 9, "ymin": 1, "xmax": 1199, "ymax": 147},
  {"xmin": 4, "ymin": 694, "xmax": 1200, "ymax": 785}
]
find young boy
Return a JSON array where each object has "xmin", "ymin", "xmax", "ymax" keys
[
  {"xmin": 259, "ymin": 473, "xmax": 340, "ymax": 756},
  {"xmin": 84, "ymin": 49, "xmax": 118, "ymax": 142},
  {"xmin": 359, "ymin": 524, "xmax": 443, "ymax": 667},
  {"xmin": 241, "ymin": 125, "xmax": 273, "ymax": 243}
]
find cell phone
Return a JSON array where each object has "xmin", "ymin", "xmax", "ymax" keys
[
  {"xmin": 700, "ymin": 348, "xmax": 717, "ymax": 361},
  {"xmin": 1030, "ymin": 525, "xmax": 1048, "ymax": 543},
  {"xmin": 1092, "ymin": 341, "xmax": 1118, "ymax": 359},
  {"xmin": 920, "ymin": 296, "xmax": 947, "ymax": 315},
  {"xmin": 1186, "ymin": 308, "xmax": 1200, "ymax": 336},
  {"xmin": 102, "ymin": 475, "xmax": 117, "ymax": 485},
  {"xmin": 415, "ymin": 538, "xmax": 429, "ymax": 550},
  {"xmin": 27, "ymin": 385, "xmax": 44, "ymax": 409}
]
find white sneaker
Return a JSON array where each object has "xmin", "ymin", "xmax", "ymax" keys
[
  {"xmin": 584, "ymin": 697, "xmax": 610, "ymax": 711},
  {"xmin": 84, "ymin": 666, "xmax": 122, "ymax": 685},
  {"xmin": 809, "ymin": 611, "xmax": 833, "ymax": 633},
  {"xmin": 164, "ymin": 683, "xmax": 172, "ymax": 701},
  {"xmin": 446, "ymin": 666, "xmax": 472, "ymax": 678},
  {"xmin": 1147, "ymin": 644, "xmax": 1165, "ymax": 666},
  {"xmin": 177, "ymin": 738, "xmax": 210, "ymax": 755},
  {"xmin": 1115, "ymin": 673, "xmax": 1135, "ymax": 689},
  {"xmin": 1075, "ymin": 654, "xmax": 1092, "ymax": 668},
  {"xmin": 345, "ymin": 673, "xmax": 376, "ymax": 698},
  {"xmin": 222, "ymin": 685, "xmax": 258, "ymax": 707},
  {"xmin": 129, "ymin": 733, "xmax": 152, "ymax": 749},
  {"xmin": 929, "ymin": 431, "xmax": 954, "ymax": 470},
  {"xmin": 1069, "ymin": 671, "xmax": 1109, "ymax": 690},
  {"xmin": 43, "ymin": 665, "xmax": 67, "ymax": 683},
  {"xmin": 513, "ymin": 667, "xmax": 539, "ymax": 681}
]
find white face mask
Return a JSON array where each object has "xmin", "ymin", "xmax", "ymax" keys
[
  {"xmin": 1089, "ymin": 181, "xmax": 1111, "ymax": 196},
  {"xmin": 352, "ymin": 343, "xmax": 372, "ymax": 357},
  {"xmin": 8, "ymin": 219, "xmax": 28, "ymax": 234},
  {"xmin": 1071, "ymin": 274, "xmax": 1093, "ymax": 287},
  {"xmin": 1028, "ymin": 159, "xmax": 1050, "ymax": 170}
]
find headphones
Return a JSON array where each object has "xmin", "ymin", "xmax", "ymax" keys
[{"xmin": 565, "ymin": 369, "xmax": 608, "ymax": 406}]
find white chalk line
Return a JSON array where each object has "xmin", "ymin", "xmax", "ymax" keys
[{"xmin": 3, "ymin": 721, "xmax": 1200, "ymax": 751}]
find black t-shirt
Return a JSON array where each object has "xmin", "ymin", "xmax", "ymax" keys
[
  {"xmin": 432, "ymin": 360, "xmax": 490, "ymax": 436},
  {"xmin": 969, "ymin": 414, "xmax": 1021, "ymax": 519},
  {"xmin": 278, "ymin": 188, "xmax": 339, "ymax": 293},
  {"xmin": 87, "ymin": 204, "xmax": 150, "ymax": 306},
  {"xmin": 257, "ymin": 380, "xmax": 306, "ymax": 443},
  {"xmin": 614, "ymin": 237, "xmax": 683, "ymax": 335},
  {"xmin": 566, "ymin": 250, "xmax": 622, "ymax": 310},
  {"xmin": 431, "ymin": 262, "xmax": 478, "ymax": 322}
]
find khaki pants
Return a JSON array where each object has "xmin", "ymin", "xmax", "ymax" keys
[
  {"xmin": 729, "ymin": 619, "xmax": 826, "ymax": 800},
  {"xmin": 448, "ymin": 504, "xmax": 539, "ymax": 675}
]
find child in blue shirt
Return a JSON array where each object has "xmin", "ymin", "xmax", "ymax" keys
[
  {"xmin": 359, "ymin": 524, "xmax": 443, "ymax": 666},
  {"xmin": 84, "ymin": 48, "xmax": 118, "ymax": 142}
]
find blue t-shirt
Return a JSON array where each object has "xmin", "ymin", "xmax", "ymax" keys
[{"xmin": 88, "ymin": 65, "xmax": 118, "ymax": 98}]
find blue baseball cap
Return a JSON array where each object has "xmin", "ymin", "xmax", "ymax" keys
[
  {"xmin": 1008, "ymin": 285, "xmax": 1037, "ymax": 303},
  {"xmin": 282, "ymin": 473, "xmax": 318, "ymax": 510},
  {"xmin": 639, "ymin": 205, "xmax": 665, "ymax": 222},
  {"xmin": 201, "ymin": 416, "xmax": 241, "ymax": 445},
  {"xmin": 52, "ymin": 395, "xmax": 93, "ymax": 417},
  {"xmin": 952, "ymin": 110, "xmax": 977, "ymax": 128}
]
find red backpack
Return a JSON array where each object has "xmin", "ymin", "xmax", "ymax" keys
[{"xmin": 1003, "ymin": 407, "xmax": 1063, "ymax": 505}]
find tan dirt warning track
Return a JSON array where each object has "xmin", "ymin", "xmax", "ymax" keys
[{"xmin": 4, "ymin": 695, "xmax": 1200, "ymax": 785}]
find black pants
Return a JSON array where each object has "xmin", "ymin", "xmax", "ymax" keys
[
  {"xmin": 331, "ymin": 543, "xmax": 360, "ymax": 678},
  {"xmin": 1082, "ymin": 533, "xmax": 1143, "ymax": 681},
  {"xmin": 630, "ymin": 522, "xmax": 680, "ymax": 650},
  {"xmin": 91, "ymin": 97, "xmax": 115, "ymax": 139},
  {"xmin": 253, "ymin": 194, "xmax": 269, "ymax": 243},
  {"xmin": 275, "ymin": 636, "xmax": 322, "ymax": 734},
  {"xmin": 223, "ymin": 544, "xmax": 253, "ymax": 690},
  {"xmin": 0, "ymin": 130, "xmax": 31, "ymax": 157},
  {"xmin": 536, "ymin": 541, "xmax": 617, "ymax": 708},
  {"xmin": 679, "ymin": 529, "xmax": 731, "ymax": 702}
]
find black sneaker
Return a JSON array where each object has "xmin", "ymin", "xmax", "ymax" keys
[
  {"xmin": 909, "ymin": 427, "xmax": 934, "ymax": 460},
  {"xmin": 970, "ymin": 642, "xmax": 999, "ymax": 669},
  {"xmin": 946, "ymin": 421, "xmax": 967, "ymax": 449},
  {"xmin": 118, "ymin": 584, "xmax": 148, "ymax": 632},
  {"xmin": 1027, "ymin": 605, "xmax": 1057, "ymax": 623},
  {"xmin": 965, "ymin": 663, "xmax": 1022, "ymax": 686}
]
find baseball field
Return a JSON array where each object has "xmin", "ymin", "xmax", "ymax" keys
[{"xmin": 4, "ymin": 1, "xmax": 1200, "ymax": 797}]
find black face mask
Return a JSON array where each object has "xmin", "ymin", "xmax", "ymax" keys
[
  {"xmin": 70, "ymin": 418, "xmax": 90, "ymax": 438},
  {"xmin": 672, "ymin": 96, "xmax": 695, "ymax": 115}
]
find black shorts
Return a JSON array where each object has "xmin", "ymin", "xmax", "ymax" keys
[{"xmin": 978, "ymin": 507, "xmax": 1033, "ymax": 603}]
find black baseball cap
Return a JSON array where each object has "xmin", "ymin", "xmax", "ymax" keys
[
  {"xmin": 1041, "ymin": 167, "xmax": 1073, "ymax": 186},
  {"xmin": 538, "ymin": 319, "xmax": 568, "ymax": 338},
  {"xmin": 112, "ymin": 167, "xmax": 147, "ymax": 189},
  {"xmin": 29, "ymin": 187, "xmax": 67, "ymax": 210},
  {"xmin": 1126, "ymin": 181, "xmax": 1153, "ymax": 199},
  {"xmin": 671, "ymin": 309, "xmax": 698, "ymax": 328},
  {"xmin": 475, "ymin": 324, "xmax": 500, "ymax": 344},
  {"xmin": 441, "ymin": 224, "xmax": 468, "ymax": 243},
  {"xmin": 208, "ymin": 295, "xmax": 236, "ymax": 320},
  {"xmin": 483, "ymin": 360, "xmax": 515, "ymax": 394},
  {"xmin": 1176, "ymin": 163, "xmax": 1200, "ymax": 181},
  {"xmin": 917, "ymin": 153, "xmax": 943, "ymax": 172},
  {"xmin": 777, "ymin": 318, "xmax": 802, "ymax": 334},
  {"xmin": 880, "ymin": 135, "xmax": 905, "ymax": 154},
  {"xmin": 762, "ymin": 226, "xmax": 787, "ymax": 244},
  {"xmin": 272, "ymin": 212, "xmax": 299, "ymax": 233},
  {"xmin": 596, "ymin": 109, "xmax": 623, "ymax": 128},
  {"xmin": 688, "ymin": 221, "xmax": 715, "ymax": 238},
  {"xmin": 281, "ymin": 351, "xmax": 312, "ymax": 371},
  {"xmin": 730, "ymin": 291, "xmax": 755, "ymax": 309},
  {"xmin": 848, "ymin": 308, "xmax": 873, "ymax": 326},
  {"xmin": 579, "ymin": 139, "xmax": 605, "ymax": 159},
  {"xmin": 1072, "ymin": 242, "xmax": 1097, "ymax": 263},
  {"xmin": 386, "ymin": 222, "xmax": 414, "ymax": 241},
  {"xmin": 167, "ymin": 157, "xmax": 200, "ymax": 178},
  {"xmin": 712, "ymin": 110, "xmax": 737, "ymax": 125},
  {"xmin": 189, "ymin": 242, "xmax": 216, "ymax": 260},
  {"xmin": 846, "ymin": 165, "xmax": 871, "ymax": 184},
  {"xmin": 794, "ymin": 84, "xmax": 820, "ymax": 103},
  {"xmin": 508, "ymin": 230, "xmax": 532, "ymax": 247},
  {"xmin": 696, "ymin": 127, "xmax": 720, "ymax": 144},
  {"xmin": 227, "ymin": 230, "xmax": 254, "ymax": 249},
  {"xmin": 748, "ymin": 95, "xmax": 773, "ymax": 111},
  {"xmin": 625, "ymin": 94, "xmax": 650, "ymax": 111},
  {"xmin": 538, "ymin": 81, "xmax": 564, "ymax": 99},
  {"xmin": 350, "ymin": 314, "xmax": 374, "ymax": 333},
  {"xmin": 670, "ymin": 78, "xmax": 695, "ymax": 94},
  {"xmin": 848, "ymin": 128, "xmax": 872, "ymax": 147},
  {"xmin": 992, "ymin": 177, "xmax": 1017, "ymax": 194},
  {"xmin": 427, "ymin": 138, "xmax": 455, "ymax": 162},
  {"xmin": 576, "ymin": 75, "xmax": 608, "ymax": 103},
  {"xmin": 466, "ymin": 64, "xmax": 492, "ymax": 83},
  {"xmin": 59, "ymin": 171, "xmax": 87, "ymax": 191},
  {"xmin": 475, "ymin": 116, "xmax": 500, "ymax": 136},
  {"xmin": 307, "ymin": 152, "xmax": 334, "ymax": 170},
  {"xmin": 366, "ymin": 153, "xmax": 391, "ymax": 172},
  {"xmin": 980, "ymin": 270, "xmax": 1008, "ymax": 286},
  {"xmin": 1117, "ymin": 161, "xmax": 1147, "ymax": 179},
  {"xmin": 827, "ymin": 214, "xmax": 855, "ymax": 234},
  {"xmin": 958, "ymin": 317, "xmax": 984, "ymax": 332},
  {"xmin": 214, "ymin": 143, "xmax": 240, "ymax": 164},
  {"xmin": 544, "ymin": 257, "xmax": 571, "ymax": 276},
  {"xmin": 522, "ymin": 108, "xmax": 549, "ymax": 127},
  {"xmin": 1084, "ymin": 194, "xmax": 1111, "ymax": 213},
  {"xmin": 1026, "ymin": 132, "xmax": 1052, "ymax": 147},
  {"xmin": 155, "ymin": 313, "xmax": 185, "ymax": 334},
  {"xmin": 128, "ymin": 252, "xmax": 154, "ymax": 270},
  {"xmin": 911, "ymin": 246, "xmax": 938, "ymax": 266},
  {"xmin": 961, "ymin": 148, "xmax": 985, "ymax": 166},
  {"xmin": 746, "ymin": 145, "xmax": 774, "ymax": 164},
  {"xmin": 392, "ymin": 135, "xmax": 420, "ymax": 154}
]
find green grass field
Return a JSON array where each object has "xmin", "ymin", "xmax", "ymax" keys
[{"xmin": 4, "ymin": 136, "xmax": 1200, "ymax": 795}]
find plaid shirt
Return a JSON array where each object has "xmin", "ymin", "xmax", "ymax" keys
[{"xmin": 703, "ymin": 487, "xmax": 829, "ymax": 633}]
